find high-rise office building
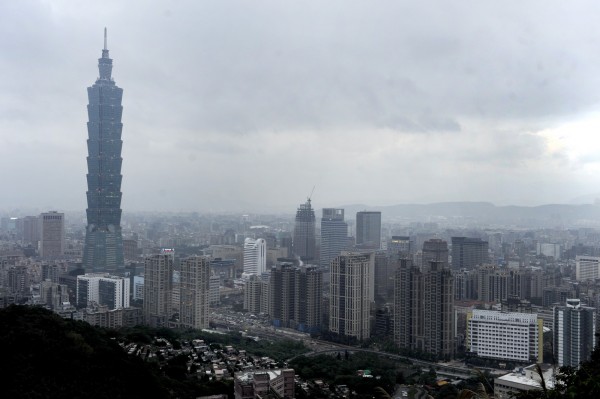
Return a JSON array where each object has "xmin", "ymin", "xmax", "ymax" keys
[
  {"xmin": 422, "ymin": 238, "xmax": 449, "ymax": 271},
  {"xmin": 179, "ymin": 256, "xmax": 210, "ymax": 330},
  {"xmin": 388, "ymin": 236, "xmax": 411, "ymax": 261},
  {"xmin": 82, "ymin": 29, "xmax": 125, "ymax": 274},
  {"xmin": 143, "ymin": 254, "xmax": 174, "ymax": 327},
  {"xmin": 98, "ymin": 276, "xmax": 130, "ymax": 310},
  {"xmin": 293, "ymin": 199, "xmax": 316, "ymax": 261},
  {"xmin": 243, "ymin": 238, "xmax": 267, "ymax": 276},
  {"xmin": 39, "ymin": 212, "xmax": 65, "ymax": 259},
  {"xmin": 76, "ymin": 273, "xmax": 130, "ymax": 310},
  {"xmin": 554, "ymin": 298, "xmax": 597, "ymax": 368},
  {"xmin": 451, "ymin": 237, "xmax": 489, "ymax": 270},
  {"xmin": 320, "ymin": 208, "xmax": 348, "ymax": 269},
  {"xmin": 355, "ymin": 211, "xmax": 381, "ymax": 249},
  {"xmin": 22, "ymin": 216, "xmax": 39, "ymax": 245},
  {"xmin": 329, "ymin": 252, "xmax": 373, "ymax": 340}
]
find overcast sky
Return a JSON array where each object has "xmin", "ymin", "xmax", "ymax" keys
[{"xmin": 2, "ymin": 1, "xmax": 600, "ymax": 214}]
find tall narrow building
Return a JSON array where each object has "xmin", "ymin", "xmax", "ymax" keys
[
  {"xmin": 394, "ymin": 259, "xmax": 454, "ymax": 359},
  {"xmin": 83, "ymin": 29, "xmax": 125, "ymax": 274},
  {"xmin": 293, "ymin": 199, "xmax": 316, "ymax": 261},
  {"xmin": 422, "ymin": 261, "xmax": 455, "ymax": 358},
  {"xmin": 39, "ymin": 211, "xmax": 65, "ymax": 259},
  {"xmin": 554, "ymin": 298, "xmax": 597, "ymax": 368},
  {"xmin": 320, "ymin": 208, "xmax": 348, "ymax": 269},
  {"xmin": 243, "ymin": 238, "xmax": 267, "ymax": 276},
  {"xmin": 355, "ymin": 211, "xmax": 382, "ymax": 249},
  {"xmin": 329, "ymin": 252, "xmax": 373, "ymax": 340},
  {"xmin": 180, "ymin": 256, "xmax": 210, "ymax": 330},
  {"xmin": 143, "ymin": 254, "xmax": 174, "ymax": 327}
]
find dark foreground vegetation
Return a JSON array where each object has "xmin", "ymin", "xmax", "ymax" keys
[
  {"xmin": 3, "ymin": 305, "xmax": 598, "ymax": 399},
  {"xmin": 0, "ymin": 305, "xmax": 230, "ymax": 398}
]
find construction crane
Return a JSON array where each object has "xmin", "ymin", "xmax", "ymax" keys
[{"xmin": 307, "ymin": 185, "xmax": 316, "ymax": 203}]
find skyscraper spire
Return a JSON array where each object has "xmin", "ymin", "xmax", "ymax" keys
[{"xmin": 83, "ymin": 31, "xmax": 125, "ymax": 273}]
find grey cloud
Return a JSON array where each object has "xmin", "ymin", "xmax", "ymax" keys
[{"xmin": 2, "ymin": 0, "xmax": 600, "ymax": 211}]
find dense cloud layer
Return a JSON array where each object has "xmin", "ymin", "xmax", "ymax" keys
[{"xmin": 1, "ymin": 1, "xmax": 600, "ymax": 213}]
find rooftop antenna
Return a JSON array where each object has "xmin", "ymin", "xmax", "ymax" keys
[{"xmin": 103, "ymin": 27, "xmax": 107, "ymax": 50}]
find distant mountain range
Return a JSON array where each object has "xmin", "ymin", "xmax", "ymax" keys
[{"xmin": 339, "ymin": 201, "xmax": 600, "ymax": 226}]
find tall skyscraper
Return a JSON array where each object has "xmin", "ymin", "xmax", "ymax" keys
[
  {"xmin": 180, "ymin": 256, "xmax": 210, "ymax": 330},
  {"xmin": 373, "ymin": 251, "xmax": 394, "ymax": 304},
  {"xmin": 295, "ymin": 266, "xmax": 323, "ymax": 333},
  {"xmin": 270, "ymin": 263, "xmax": 297, "ymax": 329},
  {"xmin": 143, "ymin": 254, "xmax": 174, "ymax": 327},
  {"xmin": 320, "ymin": 208, "xmax": 348, "ymax": 269},
  {"xmin": 268, "ymin": 263, "xmax": 323, "ymax": 333},
  {"xmin": 394, "ymin": 260, "xmax": 454, "ymax": 358},
  {"xmin": 83, "ymin": 29, "xmax": 125, "ymax": 274},
  {"xmin": 293, "ymin": 199, "xmax": 316, "ymax": 261},
  {"xmin": 243, "ymin": 238, "xmax": 267, "ymax": 276},
  {"xmin": 39, "ymin": 211, "xmax": 65, "ymax": 259},
  {"xmin": 22, "ymin": 216, "xmax": 39, "ymax": 245},
  {"xmin": 554, "ymin": 298, "xmax": 597, "ymax": 368},
  {"xmin": 394, "ymin": 259, "xmax": 422, "ymax": 350},
  {"xmin": 451, "ymin": 237, "xmax": 489, "ymax": 270},
  {"xmin": 329, "ymin": 252, "xmax": 373, "ymax": 340},
  {"xmin": 355, "ymin": 211, "xmax": 382, "ymax": 249}
]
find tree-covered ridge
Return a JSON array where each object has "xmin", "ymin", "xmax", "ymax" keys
[{"xmin": 0, "ymin": 305, "xmax": 170, "ymax": 399}]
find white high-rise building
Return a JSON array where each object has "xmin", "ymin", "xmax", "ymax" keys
[
  {"xmin": 98, "ymin": 275, "xmax": 130, "ymax": 309},
  {"xmin": 243, "ymin": 238, "xmax": 267, "ymax": 276},
  {"xmin": 575, "ymin": 256, "xmax": 600, "ymax": 281},
  {"xmin": 180, "ymin": 256, "xmax": 210, "ymax": 330},
  {"xmin": 329, "ymin": 252, "xmax": 373, "ymax": 340},
  {"xmin": 77, "ymin": 274, "xmax": 102, "ymax": 307},
  {"xmin": 467, "ymin": 309, "xmax": 543, "ymax": 363},
  {"xmin": 39, "ymin": 212, "xmax": 65, "ymax": 259},
  {"xmin": 76, "ymin": 273, "xmax": 130, "ymax": 309}
]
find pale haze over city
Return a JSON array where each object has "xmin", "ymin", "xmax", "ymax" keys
[
  {"xmin": 4, "ymin": 2, "xmax": 600, "ymax": 398},
  {"xmin": 2, "ymin": 0, "xmax": 600, "ymax": 213}
]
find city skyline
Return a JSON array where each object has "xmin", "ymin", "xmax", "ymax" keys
[{"xmin": 3, "ymin": 2, "xmax": 600, "ymax": 213}]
